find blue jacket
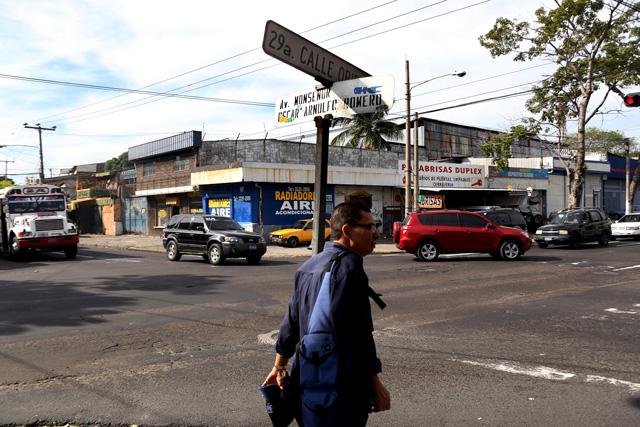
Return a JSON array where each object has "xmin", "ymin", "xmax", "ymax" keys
[{"xmin": 276, "ymin": 242, "xmax": 382, "ymax": 404}]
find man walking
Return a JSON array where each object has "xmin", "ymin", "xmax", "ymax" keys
[{"xmin": 263, "ymin": 202, "xmax": 390, "ymax": 426}]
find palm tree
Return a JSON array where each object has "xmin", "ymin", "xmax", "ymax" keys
[{"xmin": 330, "ymin": 112, "xmax": 403, "ymax": 150}]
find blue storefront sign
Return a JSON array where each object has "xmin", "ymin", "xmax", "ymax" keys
[{"xmin": 262, "ymin": 183, "xmax": 334, "ymax": 226}]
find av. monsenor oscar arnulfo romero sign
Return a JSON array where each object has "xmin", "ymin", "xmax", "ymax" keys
[{"xmin": 275, "ymin": 75, "xmax": 395, "ymax": 124}]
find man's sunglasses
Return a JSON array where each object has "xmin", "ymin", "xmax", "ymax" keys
[{"xmin": 351, "ymin": 222, "xmax": 382, "ymax": 230}]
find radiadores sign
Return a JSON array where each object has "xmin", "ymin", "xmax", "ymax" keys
[{"xmin": 398, "ymin": 161, "xmax": 487, "ymax": 189}]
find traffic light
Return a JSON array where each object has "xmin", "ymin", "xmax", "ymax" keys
[{"xmin": 623, "ymin": 92, "xmax": 640, "ymax": 107}]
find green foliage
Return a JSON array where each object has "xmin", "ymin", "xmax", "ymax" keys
[
  {"xmin": 0, "ymin": 178, "xmax": 15, "ymax": 189},
  {"xmin": 479, "ymin": 0, "xmax": 640, "ymax": 206},
  {"xmin": 330, "ymin": 112, "xmax": 403, "ymax": 150},
  {"xmin": 482, "ymin": 124, "xmax": 540, "ymax": 171},
  {"xmin": 104, "ymin": 152, "xmax": 131, "ymax": 172},
  {"xmin": 566, "ymin": 127, "xmax": 636, "ymax": 154}
]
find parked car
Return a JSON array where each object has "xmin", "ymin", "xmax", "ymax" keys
[
  {"xmin": 161, "ymin": 214, "xmax": 266, "ymax": 265},
  {"xmin": 393, "ymin": 210, "xmax": 532, "ymax": 261},
  {"xmin": 270, "ymin": 218, "xmax": 331, "ymax": 247},
  {"xmin": 533, "ymin": 208, "xmax": 611, "ymax": 248},
  {"xmin": 610, "ymin": 212, "xmax": 640, "ymax": 240},
  {"xmin": 471, "ymin": 207, "xmax": 528, "ymax": 231}
]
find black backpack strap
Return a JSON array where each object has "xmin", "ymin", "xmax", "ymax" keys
[{"xmin": 368, "ymin": 286, "xmax": 386, "ymax": 310}]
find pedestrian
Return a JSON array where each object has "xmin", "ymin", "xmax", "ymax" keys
[{"xmin": 262, "ymin": 201, "xmax": 390, "ymax": 427}]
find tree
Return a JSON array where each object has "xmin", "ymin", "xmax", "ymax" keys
[
  {"xmin": 104, "ymin": 152, "xmax": 131, "ymax": 172},
  {"xmin": 330, "ymin": 112, "xmax": 403, "ymax": 150},
  {"xmin": 479, "ymin": 0, "xmax": 640, "ymax": 208},
  {"xmin": 0, "ymin": 178, "xmax": 15, "ymax": 189}
]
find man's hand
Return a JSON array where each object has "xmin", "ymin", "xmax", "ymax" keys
[
  {"xmin": 370, "ymin": 374, "xmax": 391, "ymax": 412},
  {"xmin": 262, "ymin": 367, "xmax": 288, "ymax": 389}
]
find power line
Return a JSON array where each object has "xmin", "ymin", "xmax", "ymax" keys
[
  {"xmin": 0, "ymin": 73, "xmax": 275, "ymax": 107},
  {"xmin": 41, "ymin": 0, "xmax": 484, "ymax": 126},
  {"xmin": 31, "ymin": 0, "xmax": 400, "ymax": 124}
]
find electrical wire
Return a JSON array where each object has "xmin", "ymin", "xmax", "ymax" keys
[
  {"xmin": 30, "ymin": 0, "xmax": 400, "ymax": 124},
  {"xmin": 40, "ymin": 0, "xmax": 484, "ymax": 126}
]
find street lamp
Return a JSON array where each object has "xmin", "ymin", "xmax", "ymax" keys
[
  {"xmin": 404, "ymin": 62, "xmax": 465, "ymax": 214},
  {"xmin": 23, "ymin": 122, "xmax": 56, "ymax": 182}
]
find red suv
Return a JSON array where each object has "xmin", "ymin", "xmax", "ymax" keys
[{"xmin": 393, "ymin": 210, "xmax": 532, "ymax": 261}]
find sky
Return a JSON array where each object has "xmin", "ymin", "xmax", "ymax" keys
[{"xmin": 1, "ymin": 0, "xmax": 638, "ymax": 182}]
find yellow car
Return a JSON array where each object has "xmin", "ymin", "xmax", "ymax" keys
[{"xmin": 270, "ymin": 219, "xmax": 331, "ymax": 247}]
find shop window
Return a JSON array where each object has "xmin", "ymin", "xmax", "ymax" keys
[
  {"xmin": 174, "ymin": 156, "xmax": 189, "ymax": 171},
  {"xmin": 143, "ymin": 162, "xmax": 156, "ymax": 176},
  {"xmin": 156, "ymin": 201, "xmax": 169, "ymax": 227},
  {"xmin": 189, "ymin": 199, "xmax": 203, "ymax": 214}
]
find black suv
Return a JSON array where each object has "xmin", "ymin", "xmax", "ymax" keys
[
  {"xmin": 161, "ymin": 214, "xmax": 267, "ymax": 265},
  {"xmin": 462, "ymin": 207, "xmax": 528, "ymax": 231},
  {"xmin": 534, "ymin": 208, "xmax": 611, "ymax": 248}
]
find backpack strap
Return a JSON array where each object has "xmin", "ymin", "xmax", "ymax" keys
[
  {"xmin": 368, "ymin": 286, "xmax": 386, "ymax": 310},
  {"xmin": 307, "ymin": 252, "xmax": 344, "ymax": 334}
]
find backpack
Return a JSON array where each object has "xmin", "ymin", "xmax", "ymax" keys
[{"xmin": 298, "ymin": 252, "xmax": 386, "ymax": 413}]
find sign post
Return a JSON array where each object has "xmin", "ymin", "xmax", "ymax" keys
[{"xmin": 263, "ymin": 20, "xmax": 372, "ymax": 254}]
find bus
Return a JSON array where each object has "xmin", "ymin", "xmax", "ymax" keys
[{"xmin": 0, "ymin": 184, "xmax": 79, "ymax": 259}]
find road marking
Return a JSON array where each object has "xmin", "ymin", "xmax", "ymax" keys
[
  {"xmin": 612, "ymin": 264, "xmax": 640, "ymax": 271},
  {"xmin": 453, "ymin": 358, "xmax": 640, "ymax": 393},
  {"xmin": 453, "ymin": 359, "xmax": 575, "ymax": 381},
  {"xmin": 571, "ymin": 261, "xmax": 588, "ymax": 265},
  {"xmin": 604, "ymin": 308, "xmax": 637, "ymax": 314},
  {"xmin": 258, "ymin": 330, "xmax": 279, "ymax": 346},
  {"xmin": 634, "ymin": 304, "xmax": 640, "ymax": 307},
  {"xmin": 586, "ymin": 375, "xmax": 640, "ymax": 393}
]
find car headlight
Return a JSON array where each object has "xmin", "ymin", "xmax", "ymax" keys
[
  {"xmin": 559, "ymin": 230, "xmax": 569, "ymax": 235},
  {"xmin": 535, "ymin": 229, "xmax": 542, "ymax": 235},
  {"xmin": 222, "ymin": 236, "xmax": 240, "ymax": 242}
]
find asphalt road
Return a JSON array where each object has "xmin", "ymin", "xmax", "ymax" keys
[{"xmin": 1, "ymin": 240, "xmax": 639, "ymax": 426}]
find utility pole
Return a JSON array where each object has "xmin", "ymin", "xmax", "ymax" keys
[
  {"xmin": 413, "ymin": 112, "xmax": 419, "ymax": 211},
  {"xmin": 0, "ymin": 159, "xmax": 15, "ymax": 179},
  {"xmin": 625, "ymin": 137, "xmax": 631, "ymax": 215},
  {"xmin": 404, "ymin": 60, "xmax": 412, "ymax": 217},
  {"xmin": 23, "ymin": 123, "xmax": 56, "ymax": 183}
]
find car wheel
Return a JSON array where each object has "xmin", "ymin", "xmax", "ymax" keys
[
  {"xmin": 166, "ymin": 240, "xmax": 181, "ymax": 261},
  {"xmin": 287, "ymin": 236, "xmax": 299, "ymax": 248},
  {"xmin": 63, "ymin": 244, "xmax": 78, "ymax": 259},
  {"xmin": 598, "ymin": 233, "xmax": 609, "ymax": 247},
  {"xmin": 417, "ymin": 241, "xmax": 439, "ymax": 261},
  {"xmin": 208, "ymin": 243, "xmax": 225, "ymax": 265},
  {"xmin": 537, "ymin": 242, "xmax": 548, "ymax": 249},
  {"xmin": 9, "ymin": 236, "xmax": 23, "ymax": 259},
  {"xmin": 500, "ymin": 239, "xmax": 521, "ymax": 260},
  {"xmin": 246, "ymin": 255, "xmax": 262, "ymax": 265}
]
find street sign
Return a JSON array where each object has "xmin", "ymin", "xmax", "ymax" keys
[
  {"xmin": 276, "ymin": 75, "xmax": 395, "ymax": 124},
  {"xmin": 262, "ymin": 20, "xmax": 370, "ymax": 86}
]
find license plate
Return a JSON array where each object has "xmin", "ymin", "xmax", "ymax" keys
[
  {"xmin": 249, "ymin": 244, "xmax": 257, "ymax": 250},
  {"xmin": 544, "ymin": 237, "xmax": 552, "ymax": 241}
]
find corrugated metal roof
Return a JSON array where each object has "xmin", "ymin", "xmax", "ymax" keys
[{"xmin": 128, "ymin": 131, "xmax": 202, "ymax": 161}]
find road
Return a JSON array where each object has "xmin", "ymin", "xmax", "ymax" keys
[{"xmin": 1, "ymin": 240, "xmax": 639, "ymax": 426}]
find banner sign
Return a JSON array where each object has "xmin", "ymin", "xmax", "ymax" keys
[
  {"xmin": 262, "ymin": 183, "xmax": 334, "ymax": 226},
  {"xmin": 488, "ymin": 166, "xmax": 548, "ymax": 179},
  {"xmin": 398, "ymin": 161, "xmax": 487, "ymax": 189},
  {"xmin": 276, "ymin": 75, "xmax": 394, "ymax": 124},
  {"xmin": 418, "ymin": 194, "xmax": 444, "ymax": 209},
  {"xmin": 208, "ymin": 198, "xmax": 231, "ymax": 217}
]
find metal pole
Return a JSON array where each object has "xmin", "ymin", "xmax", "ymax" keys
[
  {"xmin": 404, "ymin": 60, "xmax": 411, "ymax": 217},
  {"xmin": 413, "ymin": 112, "xmax": 419, "ymax": 211},
  {"xmin": 311, "ymin": 114, "xmax": 331, "ymax": 255},
  {"xmin": 38, "ymin": 128, "xmax": 44, "ymax": 182},
  {"xmin": 23, "ymin": 123, "xmax": 56, "ymax": 183},
  {"xmin": 625, "ymin": 137, "xmax": 631, "ymax": 215}
]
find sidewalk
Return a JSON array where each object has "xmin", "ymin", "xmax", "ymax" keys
[{"xmin": 79, "ymin": 234, "xmax": 402, "ymax": 258}]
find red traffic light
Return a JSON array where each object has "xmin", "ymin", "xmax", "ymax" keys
[{"xmin": 623, "ymin": 92, "xmax": 640, "ymax": 107}]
